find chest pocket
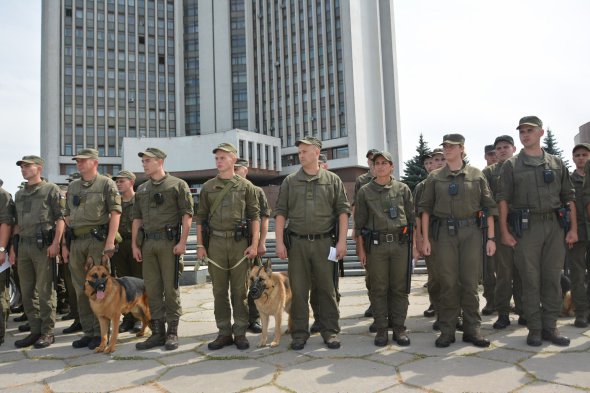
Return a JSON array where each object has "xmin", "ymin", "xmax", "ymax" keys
[
  {"xmin": 229, "ymin": 188, "xmax": 247, "ymax": 221},
  {"xmin": 83, "ymin": 191, "xmax": 105, "ymax": 220}
]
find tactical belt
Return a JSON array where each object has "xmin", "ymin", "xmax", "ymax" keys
[
  {"xmin": 447, "ymin": 217, "xmax": 478, "ymax": 227},
  {"xmin": 210, "ymin": 229, "xmax": 236, "ymax": 238},
  {"xmin": 144, "ymin": 231, "xmax": 169, "ymax": 240},
  {"xmin": 529, "ymin": 211, "xmax": 555, "ymax": 221},
  {"xmin": 72, "ymin": 232, "xmax": 94, "ymax": 240},
  {"xmin": 378, "ymin": 232, "xmax": 401, "ymax": 243},
  {"xmin": 18, "ymin": 236, "xmax": 38, "ymax": 244},
  {"xmin": 73, "ymin": 226, "xmax": 95, "ymax": 237},
  {"xmin": 290, "ymin": 232, "xmax": 332, "ymax": 241}
]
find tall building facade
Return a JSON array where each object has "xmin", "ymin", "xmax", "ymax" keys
[{"xmin": 41, "ymin": 0, "xmax": 401, "ymax": 183}]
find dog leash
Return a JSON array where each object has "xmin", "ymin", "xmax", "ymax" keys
[{"xmin": 203, "ymin": 255, "xmax": 249, "ymax": 271}]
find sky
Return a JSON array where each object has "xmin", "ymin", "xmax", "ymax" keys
[{"xmin": 0, "ymin": 1, "xmax": 589, "ymax": 194}]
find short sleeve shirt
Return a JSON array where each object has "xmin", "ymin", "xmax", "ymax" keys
[
  {"xmin": 133, "ymin": 174, "xmax": 194, "ymax": 232},
  {"xmin": 65, "ymin": 174, "xmax": 122, "ymax": 228},
  {"xmin": 15, "ymin": 180, "xmax": 64, "ymax": 237},
  {"xmin": 0, "ymin": 187, "xmax": 15, "ymax": 225},
  {"xmin": 274, "ymin": 167, "xmax": 351, "ymax": 235}
]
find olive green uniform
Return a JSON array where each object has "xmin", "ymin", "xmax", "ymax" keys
[
  {"xmin": 419, "ymin": 164, "xmax": 497, "ymax": 336},
  {"xmin": 481, "ymin": 165, "xmax": 497, "ymax": 308},
  {"xmin": 134, "ymin": 174, "xmax": 193, "ymax": 323},
  {"xmin": 275, "ymin": 168, "xmax": 350, "ymax": 342},
  {"xmin": 568, "ymin": 168, "xmax": 590, "ymax": 319},
  {"xmin": 65, "ymin": 174, "xmax": 122, "ymax": 338},
  {"xmin": 14, "ymin": 180, "xmax": 64, "ymax": 336},
  {"xmin": 484, "ymin": 162, "xmax": 523, "ymax": 316},
  {"xmin": 248, "ymin": 186, "xmax": 271, "ymax": 324},
  {"xmin": 0, "ymin": 188, "xmax": 15, "ymax": 343},
  {"xmin": 112, "ymin": 197, "xmax": 141, "ymax": 279},
  {"xmin": 414, "ymin": 179, "xmax": 440, "ymax": 312},
  {"xmin": 353, "ymin": 171, "xmax": 375, "ymax": 305},
  {"xmin": 355, "ymin": 178, "xmax": 414, "ymax": 329},
  {"xmin": 196, "ymin": 175, "xmax": 259, "ymax": 337},
  {"xmin": 497, "ymin": 150, "xmax": 573, "ymax": 331}
]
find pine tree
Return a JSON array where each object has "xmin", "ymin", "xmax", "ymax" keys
[
  {"xmin": 401, "ymin": 134, "xmax": 431, "ymax": 191},
  {"xmin": 543, "ymin": 128, "xmax": 570, "ymax": 168}
]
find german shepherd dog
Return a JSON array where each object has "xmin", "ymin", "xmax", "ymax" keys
[
  {"xmin": 249, "ymin": 259, "xmax": 292, "ymax": 348},
  {"xmin": 84, "ymin": 255, "xmax": 151, "ymax": 353}
]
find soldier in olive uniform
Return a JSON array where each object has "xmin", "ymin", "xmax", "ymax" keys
[
  {"xmin": 9, "ymin": 156, "xmax": 64, "ymax": 348},
  {"xmin": 420, "ymin": 134, "xmax": 497, "ymax": 348},
  {"xmin": 481, "ymin": 144, "xmax": 498, "ymax": 316},
  {"xmin": 275, "ymin": 136, "xmax": 350, "ymax": 350},
  {"xmin": 196, "ymin": 143, "xmax": 260, "ymax": 351},
  {"xmin": 132, "ymin": 148, "xmax": 193, "ymax": 351},
  {"xmin": 62, "ymin": 149, "xmax": 122, "ymax": 350},
  {"xmin": 353, "ymin": 149, "xmax": 379, "ymax": 324},
  {"xmin": 234, "ymin": 157, "xmax": 271, "ymax": 334},
  {"xmin": 112, "ymin": 170, "xmax": 143, "ymax": 333},
  {"xmin": 568, "ymin": 144, "xmax": 590, "ymax": 328},
  {"xmin": 414, "ymin": 148, "xmax": 444, "ymax": 325},
  {"xmin": 484, "ymin": 136, "xmax": 524, "ymax": 329},
  {"xmin": 497, "ymin": 116, "xmax": 577, "ymax": 347},
  {"xmin": 0, "ymin": 184, "xmax": 14, "ymax": 346},
  {"xmin": 355, "ymin": 151, "xmax": 414, "ymax": 347}
]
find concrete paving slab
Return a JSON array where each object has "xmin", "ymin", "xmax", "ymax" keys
[
  {"xmin": 257, "ymin": 350, "xmax": 314, "ymax": 368},
  {"xmin": 277, "ymin": 358, "xmax": 398, "ymax": 393},
  {"xmin": 158, "ymin": 350, "xmax": 206, "ymax": 367},
  {"xmin": 366, "ymin": 348, "xmax": 419, "ymax": 367},
  {"xmin": 378, "ymin": 383, "xmax": 427, "ymax": 392},
  {"xmin": 158, "ymin": 359, "xmax": 276, "ymax": 393},
  {"xmin": 0, "ymin": 382, "xmax": 48, "ymax": 393},
  {"xmin": 398, "ymin": 356, "xmax": 532, "ymax": 392},
  {"xmin": 247, "ymin": 385, "xmax": 291, "ymax": 393},
  {"xmin": 46, "ymin": 359, "xmax": 165, "ymax": 392},
  {"xmin": 116, "ymin": 382, "xmax": 168, "ymax": 393},
  {"xmin": 515, "ymin": 381, "xmax": 587, "ymax": 392},
  {"xmin": 472, "ymin": 346, "xmax": 533, "ymax": 364},
  {"xmin": 520, "ymin": 352, "xmax": 590, "ymax": 389},
  {"xmin": 0, "ymin": 359, "xmax": 66, "ymax": 389}
]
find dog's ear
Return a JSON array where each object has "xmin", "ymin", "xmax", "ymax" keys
[
  {"xmin": 265, "ymin": 258, "xmax": 272, "ymax": 272},
  {"xmin": 85, "ymin": 256, "xmax": 94, "ymax": 272}
]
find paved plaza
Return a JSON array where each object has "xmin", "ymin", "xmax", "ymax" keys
[{"xmin": 1, "ymin": 274, "xmax": 589, "ymax": 393}]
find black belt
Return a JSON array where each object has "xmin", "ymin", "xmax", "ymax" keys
[
  {"xmin": 447, "ymin": 217, "xmax": 478, "ymax": 227},
  {"xmin": 72, "ymin": 232, "xmax": 95, "ymax": 240},
  {"xmin": 379, "ymin": 232, "xmax": 401, "ymax": 243},
  {"xmin": 290, "ymin": 232, "xmax": 332, "ymax": 241}
]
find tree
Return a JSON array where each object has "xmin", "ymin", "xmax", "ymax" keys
[
  {"xmin": 543, "ymin": 128, "xmax": 570, "ymax": 168},
  {"xmin": 401, "ymin": 134, "xmax": 431, "ymax": 191}
]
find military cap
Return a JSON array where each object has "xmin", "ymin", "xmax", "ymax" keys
[
  {"xmin": 138, "ymin": 147, "xmax": 167, "ymax": 159},
  {"xmin": 372, "ymin": 151, "xmax": 393, "ymax": 164},
  {"xmin": 212, "ymin": 142, "xmax": 238, "ymax": 154},
  {"xmin": 295, "ymin": 136, "xmax": 322, "ymax": 149},
  {"xmin": 318, "ymin": 153, "xmax": 328, "ymax": 163},
  {"xmin": 16, "ymin": 155, "xmax": 45, "ymax": 166},
  {"xmin": 440, "ymin": 134, "xmax": 465, "ymax": 145},
  {"xmin": 516, "ymin": 115, "xmax": 542, "ymax": 129},
  {"xmin": 431, "ymin": 147, "xmax": 444, "ymax": 156},
  {"xmin": 494, "ymin": 135, "xmax": 514, "ymax": 147},
  {"xmin": 235, "ymin": 158, "xmax": 249, "ymax": 168},
  {"xmin": 366, "ymin": 148, "xmax": 380, "ymax": 158},
  {"xmin": 485, "ymin": 145, "xmax": 495, "ymax": 154},
  {"xmin": 113, "ymin": 170, "xmax": 136, "ymax": 180},
  {"xmin": 72, "ymin": 148, "xmax": 99, "ymax": 160},
  {"xmin": 573, "ymin": 143, "xmax": 590, "ymax": 153}
]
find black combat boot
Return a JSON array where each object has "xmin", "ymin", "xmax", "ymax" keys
[
  {"xmin": 165, "ymin": 320, "xmax": 179, "ymax": 350},
  {"xmin": 136, "ymin": 319, "xmax": 166, "ymax": 350},
  {"xmin": 119, "ymin": 313, "xmax": 136, "ymax": 333},
  {"xmin": 374, "ymin": 328, "xmax": 388, "ymax": 347}
]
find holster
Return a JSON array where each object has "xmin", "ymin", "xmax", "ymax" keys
[
  {"xmin": 360, "ymin": 228, "xmax": 371, "ymax": 254},
  {"xmin": 11, "ymin": 234, "xmax": 20, "ymax": 258},
  {"xmin": 283, "ymin": 227, "xmax": 292, "ymax": 250},
  {"xmin": 90, "ymin": 225, "xmax": 108, "ymax": 242},
  {"xmin": 430, "ymin": 217, "xmax": 441, "ymax": 241},
  {"xmin": 202, "ymin": 222, "xmax": 210, "ymax": 249},
  {"xmin": 42, "ymin": 228, "xmax": 55, "ymax": 248},
  {"xmin": 65, "ymin": 226, "xmax": 75, "ymax": 248},
  {"xmin": 508, "ymin": 211, "xmax": 524, "ymax": 238},
  {"xmin": 555, "ymin": 207, "xmax": 570, "ymax": 232}
]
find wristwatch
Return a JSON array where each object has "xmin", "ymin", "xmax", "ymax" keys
[
  {"xmin": 0, "ymin": 247, "xmax": 5, "ymax": 253},
  {"xmin": 487, "ymin": 237, "xmax": 496, "ymax": 242}
]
